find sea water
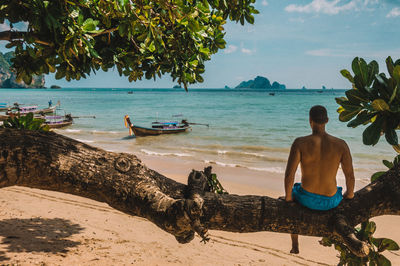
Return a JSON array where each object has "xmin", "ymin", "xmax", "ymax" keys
[{"xmin": 0, "ymin": 88, "xmax": 394, "ymax": 183}]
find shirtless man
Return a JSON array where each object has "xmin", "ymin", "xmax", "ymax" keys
[{"xmin": 284, "ymin": 105, "xmax": 355, "ymax": 254}]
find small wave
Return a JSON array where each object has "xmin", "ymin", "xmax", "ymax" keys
[
  {"xmin": 140, "ymin": 149, "xmax": 192, "ymax": 157},
  {"xmin": 203, "ymin": 160, "xmax": 239, "ymax": 168},
  {"xmin": 247, "ymin": 166, "xmax": 284, "ymax": 173},
  {"xmin": 64, "ymin": 129, "xmax": 82, "ymax": 133},
  {"xmin": 76, "ymin": 139, "xmax": 94, "ymax": 143},
  {"xmin": 185, "ymin": 147, "xmax": 286, "ymax": 162},
  {"xmin": 203, "ymin": 160, "xmax": 285, "ymax": 173},
  {"xmin": 191, "ymin": 144, "xmax": 289, "ymax": 153},
  {"xmin": 243, "ymin": 152, "xmax": 287, "ymax": 162},
  {"xmin": 91, "ymin": 130, "xmax": 121, "ymax": 135}
]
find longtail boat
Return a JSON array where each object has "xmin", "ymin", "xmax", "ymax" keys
[
  {"xmin": 19, "ymin": 105, "xmax": 57, "ymax": 114},
  {"xmin": 0, "ymin": 103, "xmax": 8, "ymax": 112},
  {"xmin": 124, "ymin": 115, "xmax": 190, "ymax": 137},
  {"xmin": 44, "ymin": 115, "xmax": 73, "ymax": 129}
]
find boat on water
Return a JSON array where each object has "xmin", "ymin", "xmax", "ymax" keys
[
  {"xmin": 5, "ymin": 103, "xmax": 58, "ymax": 115},
  {"xmin": 0, "ymin": 103, "xmax": 8, "ymax": 112},
  {"xmin": 1, "ymin": 106, "xmax": 57, "ymax": 121},
  {"xmin": 124, "ymin": 115, "xmax": 190, "ymax": 137},
  {"xmin": 44, "ymin": 114, "xmax": 73, "ymax": 129}
]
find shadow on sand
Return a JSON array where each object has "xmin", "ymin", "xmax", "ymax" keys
[{"xmin": 0, "ymin": 217, "xmax": 84, "ymax": 261}]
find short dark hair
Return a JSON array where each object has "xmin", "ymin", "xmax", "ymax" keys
[{"xmin": 309, "ymin": 105, "xmax": 328, "ymax": 124}]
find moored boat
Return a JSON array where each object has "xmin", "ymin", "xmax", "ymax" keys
[
  {"xmin": 124, "ymin": 115, "xmax": 190, "ymax": 137},
  {"xmin": 44, "ymin": 114, "xmax": 73, "ymax": 129}
]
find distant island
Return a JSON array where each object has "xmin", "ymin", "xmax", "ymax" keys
[
  {"xmin": 235, "ymin": 76, "xmax": 286, "ymax": 90},
  {"xmin": 50, "ymin": 85, "xmax": 61, "ymax": 89},
  {"xmin": 173, "ymin": 85, "xmax": 182, "ymax": 89},
  {"xmin": 0, "ymin": 52, "xmax": 45, "ymax": 88}
]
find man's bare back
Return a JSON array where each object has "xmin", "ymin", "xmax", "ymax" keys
[
  {"xmin": 290, "ymin": 133, "xmax": 353, "ymax": 197},
  {"xmin": 283, "ymin": 105, "xmax": 355, "ymax": 254}
]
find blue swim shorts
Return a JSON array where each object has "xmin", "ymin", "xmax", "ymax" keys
[{"xmin": 292, "ymin": 183, "xmax": 343, "ymax": 211}]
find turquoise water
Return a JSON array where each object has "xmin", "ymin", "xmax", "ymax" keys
[{"xmin": 0, "ymin": 88, "xmax": 394, "ymax": 182}]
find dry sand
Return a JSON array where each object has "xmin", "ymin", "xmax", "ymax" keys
[{"xmin": 0, "ymin": 155, "xmax": 399, "ymax": 265}]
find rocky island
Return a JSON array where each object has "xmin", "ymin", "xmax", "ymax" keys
[
  {"xmin": 0, "ymin": 52, "xmax": 45, "ymax": 88},
  {"xmin": 235, "ymin": 76, "xmax": 286, "ymax": 90}
]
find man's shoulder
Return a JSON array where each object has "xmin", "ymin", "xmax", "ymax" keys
[
  {"xmin": 292, "ymin": 136, "xmax": 311, "ymax": 147},
  {"xmin": 327, "ymin": 134, "xmax": 347, "ymax": 145}
]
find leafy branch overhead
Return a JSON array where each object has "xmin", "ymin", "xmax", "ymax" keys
[
  {"xmin": 336, "ymin": 57, "xmax": 400, "ymax": 150},
  {"xmin": 0, "ymin": 0, "xmax": 258, "ymax": 89}
]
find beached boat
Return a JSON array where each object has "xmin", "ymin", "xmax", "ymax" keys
[
  {"xmin": 0, "ymin": 103, "xmax": 9, "ymax": 112},
  {"xmin": 0, "ymin": 114, "xmax": 8, "ymax": 121},
  {"xmin": 44, "ymin": 115, "xmax": 73, "ymax": 129},
  {"xmin": 124, "ymin": 115, "xmax": 190, "ymax": 137}
]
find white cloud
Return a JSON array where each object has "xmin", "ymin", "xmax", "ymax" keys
[
  {"xmin": 241, "ymin": 48, "xmax": 255, "ymax": 55},
  {"xmin": 0, "ymin": 23, "xmax": 10, "ymax": 31},
  {"xmin": 305, "ymin": 48, "xmax": 349, "ymax": 57},
  {"xmin": 387, "ymin": 7, "xmax": 400, "ymax": 18},
  {"xmin": 285, "ymin": 0, "xmax": 356, "ymax": 15},
  {"xmin": 262, "ymin": 0, "xmax": 268, "ymax": 6},
  {"xmin": 224, "ymin": 45, "xmax": 238, "ymax": 54}
]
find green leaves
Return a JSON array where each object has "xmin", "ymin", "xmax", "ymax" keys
[
  {"xmin": 321, "ymin": 220, "xmax": 398, "ymax": 265},
  {"xmin": 371, "ymin": 171, "xmax": 386, "ymax": 182},
  {"xmin": 347, "ymin": 111, "xmax": 374, "ymax": 128},
  {"xmin": 385, "ymin": 127, "xmax": 398, "ymax": 145},
  {"xmin": 393, "ymin": 65, "xmax": 400, "ymax": 84},
  {"xmin": 363, "ymin": 116, "xmax": 384, "ymax": 145},
  {"xmin": 1, "ymin": 113, "xmax": 49, "ymax": 131},
  {"xmin": 207, "ymin": 173, "xmax": 228, "ymax": 194},
  {"xmin": 341, "ymin": 69, "xmax": 354, "ymax": 83},
  {"xmin": 371, "ymin": 99, "xmax": 390, "ymax": 111},
  {"xmin": 338, "ymin": 57, "xmax": 400, "ymax": 149},
  {"xmin": 372, "ymin": 238, "xmax": 400, "ymax": 252},
  {"xmin": 370, "ymin": 155, "xmax": 400, "ymax": 182},
  {"xmin": 1, "ymin": 0, "xmax": 258, "ymax": 90}
]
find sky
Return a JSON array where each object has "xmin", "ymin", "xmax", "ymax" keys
[{"xmin": 1, "ymin": 0, "xmax": 400, "ymax": 89}]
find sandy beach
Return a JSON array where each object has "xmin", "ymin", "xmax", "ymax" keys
[{"xmin": 0, "ymin": 154, "xmax": 399, "ymax": 265}]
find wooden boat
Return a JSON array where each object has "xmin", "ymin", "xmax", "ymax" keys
[
  {"xmin": 44, "ymin": 115, "xmax": 73, "ymax": 129},
  {"xmin": 0, "ymin": 114, "xmax": 8, "ymax": 121},
  {"xmin": 6, "ymin": 105, "xmax": 57, "ymax": 115},
  {"xmin": 0, "ymin": 103, "xmax": 9, "ymax": 112},
  {"xmin": 124, "ymin": 115, "xmax": 190, "ymax": 137}
]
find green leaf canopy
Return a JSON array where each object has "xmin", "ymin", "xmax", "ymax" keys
[{"xmin": 0, "ymin": 0, "xmax": 258, "ymax": 89}]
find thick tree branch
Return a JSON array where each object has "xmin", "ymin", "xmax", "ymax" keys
[
  {"xmin": 0, "ymin": 129, "xmax": 399, "ymax": 256},
  {"xmin": 0, "ymin": 31, "xmax": 51, "ymax": 46}
]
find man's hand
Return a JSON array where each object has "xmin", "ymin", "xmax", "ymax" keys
[{"xmin": 343, "ymin": 190, "xmax": 354, "ymax": 199}]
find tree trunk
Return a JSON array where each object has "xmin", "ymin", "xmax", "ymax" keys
[{"xmin": 1, "ymin": 129, "xmax": 399, "ymax": 256}]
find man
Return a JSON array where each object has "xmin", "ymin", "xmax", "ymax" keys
[{"xmin": 284, "ymin": 105, "xmax": 355, "ymax": 254}]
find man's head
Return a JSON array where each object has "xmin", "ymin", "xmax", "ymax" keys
[{"xmin": 309, "ymin": 105, "xmax": 328, "ymax": 126}]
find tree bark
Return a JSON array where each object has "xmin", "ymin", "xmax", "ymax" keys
[
  {"xmin": 0, "ymin": 31, "xmax": 51, "ymax": 46},
  {"xmin": 1, "ymin": 129, "xmax": 399, "ymax": 256}
]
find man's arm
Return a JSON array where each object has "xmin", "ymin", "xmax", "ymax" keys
[
  {"xmin": 284, "ymin": 139, "xmax": 301, "ymax": 202},
  {"xmin": 341, "ymin": 141, "xmax": 355, "ymax": 199}
]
